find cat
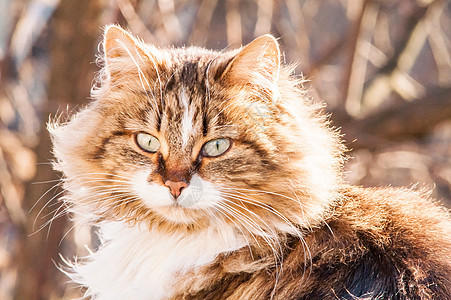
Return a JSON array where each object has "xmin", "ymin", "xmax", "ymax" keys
[{"xmin": 49, "ymin": 25, "xmax": 451, "ymax": 299}]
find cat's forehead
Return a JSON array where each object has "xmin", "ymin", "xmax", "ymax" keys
[
  {"xmin": 161, "ymin": 49, "xmax": 228, "ymax": 89},
  {"xmin": 143, "ymin": 51, "xmax": 228, "ymax": 155},
  {"xmin": 160, "ymin": 86, "xmax": 220, "ymax": 155},
  {"xmin": 164, "ymin": 47, "xmax": 219, "ymax": 69},
  {"xmin": 100, "ymin": 46, "xmax": 238, "ymax": 156},
  {"xmin": 159, "ymin": 50, "xmax": 229, "ymax": 115}
]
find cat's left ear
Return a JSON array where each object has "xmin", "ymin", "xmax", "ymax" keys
[
  {"xmin": 103, "ymin": 25, "xmax": 157, "ymax": 80},
  {"xmin": 221, "ymin": 34, "xmax": 280, "ymax": 86}
]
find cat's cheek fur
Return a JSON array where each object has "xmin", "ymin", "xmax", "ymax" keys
[{"xmin": 50, "ymin": 26, "xmax": 451, "ymax": 299}]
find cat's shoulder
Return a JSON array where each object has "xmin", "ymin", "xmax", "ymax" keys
[
  {"xmin": 336, "ymin": 185, "xmax": 451, "ymax": 238},
  {"xmin": 318, "ymin": 185, "xmax": 451, "ymax": 299}
]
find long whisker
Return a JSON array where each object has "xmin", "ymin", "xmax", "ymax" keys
[
  {"xmin": 221, "ymin": 197, "xmax": 281, "ymax": 240},
  {"xmin": 219, "ymin": 199, "xmax": 283, "ymax": 267},
  {"xmin": 33, "ymin": 172, "xmax": 137, "ymax": 233},
  {"xmin": 221, "ymin": 186, "xmax": 311, "ymax": 209},
  {"xmin": 219, "ymin": 197, "xmax": 285, "ymax": 295},
  {"xmin": 30, "ymin": 181, "xmax": 63, "ymax": 213},
  {"xmin": 220, "ymin": 191, "xmax": 302, "ymax": 237},
  {"xmin": 209, "ymin": 205, "xmax": 254, "ymax": 258},
  {"xmin": 216, "ymin": 201, "xmax": 267, "ymax": 249},
  {"xmin": 220, "ymin": 188, "xmax": 314, "ymax": 278}
]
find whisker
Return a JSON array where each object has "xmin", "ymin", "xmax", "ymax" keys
[
  {"xmin": 213, "ymin": 207, "xmax": 255, "ymax": 260},
  {"xmin": 219, "ymin": 198, "xmax": 285, "ymax": 292},
  {"xmin": 219, "ymin": 200, "xmax": 283, "ymax": 265},
  {"xmin": 32, "ymin": 178, "xmax": 63, "ymax": 185},
  {"xmin": 220, "ymin": 191, "xmax": 302, "ymax": 237},
  {"xmin": 30, "ymin": 181, "xmax": 63, "ymax": 213},
  {"xmin": 59, "ymin": 222, "xmax": 79, "ymax": 247}
]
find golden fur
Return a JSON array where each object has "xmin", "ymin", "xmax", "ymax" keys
[{"xmin": 49, "ymin": 25, "xmax": 451, "ymax": 299}]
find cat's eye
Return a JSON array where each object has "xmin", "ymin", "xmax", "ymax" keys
[
  {"xmin": 202, "ymin": 138, "xmax": 231, "ymax": 157},
  {"xmin": 135, "ymin": 133, "xmax": 160, "ymax": 153}
]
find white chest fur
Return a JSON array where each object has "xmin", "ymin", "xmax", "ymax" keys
[{"xmin": 67, "ymin": 221, "xmax": 245, "ymax": 300}]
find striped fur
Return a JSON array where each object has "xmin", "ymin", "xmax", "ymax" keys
[{"xmin": 49, "ymin": 25, "xmax": 451, "ymax": 299}]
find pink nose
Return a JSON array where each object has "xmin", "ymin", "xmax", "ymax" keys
[{"xmin": 165, "ymin": 180, "xmax": 188, "ymax": 198}]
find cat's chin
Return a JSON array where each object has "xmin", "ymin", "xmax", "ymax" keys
[{"xmin": 152, "ymin": 204, "xmax": 208, "ymax": 225}]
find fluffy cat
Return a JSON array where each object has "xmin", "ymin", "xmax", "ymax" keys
[{"xmin": 49, "ymin": 25, "xmax": 451, "ymax": 299}]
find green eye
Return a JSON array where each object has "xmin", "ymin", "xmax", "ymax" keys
[
  {"xmin": 136, "ymin": 133, "xmax": 160, "ymax": 153},
  {"xmin": 202, "ymin": 138, "xmax": 231, "ymax": 157}
]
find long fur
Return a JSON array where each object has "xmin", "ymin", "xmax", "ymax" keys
[{"xmin": 49, "ymin": 25, "xmax": 451, "ymax": 299}]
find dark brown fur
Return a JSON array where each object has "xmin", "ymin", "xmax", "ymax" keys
[
  {"xmin": 173, "ymin": 186, "xmax": 451, "ymax": 299},
  {"xmin": 49, "ymin": 25, "xmax": 451, "ymax": 299}
]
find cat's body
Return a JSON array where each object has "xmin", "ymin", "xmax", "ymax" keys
[{"xmin": 50, "ymin": 25, "xmax": 451, "ymax": 299}]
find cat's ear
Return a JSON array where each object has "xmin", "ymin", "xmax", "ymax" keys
[
  {"xmin": 221, "ymin": 34, "xmax": 280, "ymax": 86},
  {"xmin": 103, "ymin": 25, "xmax": 157, "ymax": 80}
]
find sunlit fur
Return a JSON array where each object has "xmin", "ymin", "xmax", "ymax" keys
[{"xmin": 49, "ymin": 26, "xmax": 451, "ymax": 299}]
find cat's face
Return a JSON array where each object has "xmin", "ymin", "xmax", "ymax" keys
[{"xmin": 50, "ymin": 26, "xmax": 342, "ymax": 232}]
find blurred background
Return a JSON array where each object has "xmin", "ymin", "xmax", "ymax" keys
[{"xmin": 0, "ymin": 0, "xmax": 450, "ymax": 299}]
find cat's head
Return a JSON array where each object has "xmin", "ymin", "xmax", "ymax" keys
[{"xmin": 49, "ymin": 25, "xmax": 343, "ymax": 234}]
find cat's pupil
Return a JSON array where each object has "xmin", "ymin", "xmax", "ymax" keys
[{"xmin": 201, "ymin": 138, "xmax": 230, "ymax": 157}]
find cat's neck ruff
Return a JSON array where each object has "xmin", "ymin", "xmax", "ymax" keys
[{"xmin": 68, "ymin": 220, "xmax": 246, "ymax": 300}]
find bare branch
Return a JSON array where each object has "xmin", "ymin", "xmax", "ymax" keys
[{"xmin": 341, "ymin": 86, "xmax": 451, "ymax": 151}]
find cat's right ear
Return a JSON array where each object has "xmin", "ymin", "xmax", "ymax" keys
[
  {"xmin": 103, "ymin": 25, "xmax": 158, "ymax": 81},
  {"xmin": 219, "ymin": 34, "xmax": 280, "ymax": 87}
]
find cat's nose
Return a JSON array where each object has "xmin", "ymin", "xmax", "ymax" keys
[{"xmin": 165, "ymin": 180, "xmax": 188, "ymax": 199}]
